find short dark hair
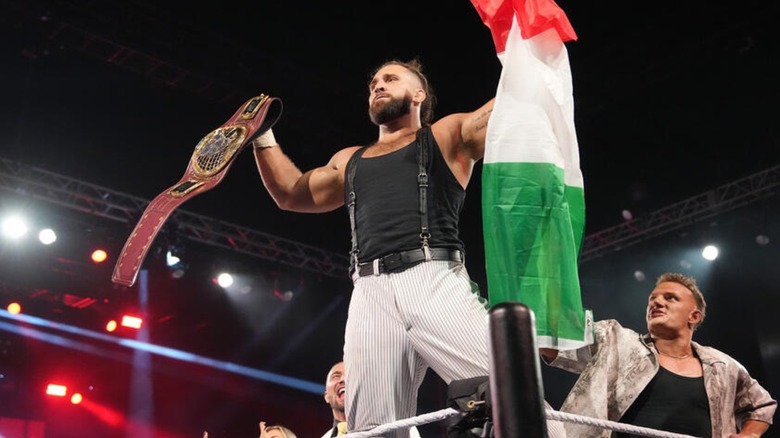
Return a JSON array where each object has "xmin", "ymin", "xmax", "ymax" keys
[
  {"xmin": 656, "ymin": 272, "xmax": 707, "ymax": 330},
  {"xmin": 370, "ymin": 58, "xmax": 437, "ymax": 125}
]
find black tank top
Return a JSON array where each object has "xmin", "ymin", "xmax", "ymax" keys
[
  {"xmin": 616, "ymin": 366, "xmax": 712, "ymax": 438},
  {"xmin": 344, "ymin": 127, "xmax": 466, "ymax": 263}
]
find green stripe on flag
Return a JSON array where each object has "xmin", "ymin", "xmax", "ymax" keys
[{"xmin": 482, "ymin": 161, "xmax": 587, "ymax": 343}]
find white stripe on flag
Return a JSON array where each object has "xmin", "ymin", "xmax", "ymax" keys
[
  {"xmin": 486, "ymin": 23, "xmax": 583, "ymax": 189},
  {"xmin": 482, "ymin": 12, "xmax": 591, "ymax": 349}
]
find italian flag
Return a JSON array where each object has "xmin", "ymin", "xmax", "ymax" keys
[{"xmin": 472, "ymin": 0, "xmax": 592, "ymax": 349}]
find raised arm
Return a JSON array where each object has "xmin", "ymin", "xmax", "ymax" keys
[
  {"xmin": 459, "ymin": 97, "xmax": 496, "ymax": 161},
  {"xmin": 252, "ymin": 129, "xmax": 359, "ymax": 213},
  {"xmin": 431, "ymin": 97, "xmax": 495, "ymax": 187}
]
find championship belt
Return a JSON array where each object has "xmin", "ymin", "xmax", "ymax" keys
[{"xmin": 111, "ymin": 94, "xmax": 283, "ymax": 287}]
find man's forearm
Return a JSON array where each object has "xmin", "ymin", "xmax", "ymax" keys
[
  {"xmin": 731, "ymin": 419, "xmax": 770, "ymax": 437},
  {"xmin": 253, "ymin": 141, "xmax": 306, "ymax": 210}
]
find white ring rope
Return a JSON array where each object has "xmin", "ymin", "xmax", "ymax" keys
[
  {"xmin": 338, "ymin": 408, "xmax": 458, "ymax": 438},
  {"xmin": 546, "ymin": 410, "xmax": 699, "ymax": 438},
  {"xmin": 339, "ymin": 407, "xmax": 700, "ymax": 438}
]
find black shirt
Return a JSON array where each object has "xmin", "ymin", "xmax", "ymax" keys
[
  {"xmin": 616, "ymin": 366, "xmax": 712, "ymax": 438},
  {"xmin": 346, "ymin": 126, "xmax": 466, "ymax": 262}
]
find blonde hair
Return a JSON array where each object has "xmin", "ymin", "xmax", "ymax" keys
[
  {"xmin": 656, "ymin": 272, "xmax": 707, "ymax": 330},
  {"xmin": 265, "ymin": 425, "xmax": 297, "ymax": 438}
]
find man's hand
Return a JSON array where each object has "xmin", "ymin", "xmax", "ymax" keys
[
  {"xmin": 540, "ymin": 348, "xmax": 559, "ymax": 362},
  {"xmin": 259, "ymin": 421, "xmax": 268, "ymax": 438}
]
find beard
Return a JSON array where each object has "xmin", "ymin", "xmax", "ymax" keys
[
  {"xmin": 369, "ymin": 95, "xmax": 412, "ymax": 125},
  {"xmin": 329, "ymin": 397, "xmax": 345, "ymax": 413},
  {"xmin": 327, "ymin": 392, "xmax": 345, "ymax": 412}
]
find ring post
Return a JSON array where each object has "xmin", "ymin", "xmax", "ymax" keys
[{"xmin": 489, "ymin": 301, "xmax": 547, "ymax": 438}]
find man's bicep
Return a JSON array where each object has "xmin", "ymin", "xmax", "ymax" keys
[
  {"xmin": 461, "ymin": 98, "xmax": 495, "ymax": 159},
  {"xmin": 297, "ymin": 165, "xmax": 345, "ymax": 212}
]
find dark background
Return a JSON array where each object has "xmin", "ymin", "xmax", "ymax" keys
[{"xmin": 1, "ymin": 0, "xmax": 778, "ymax": 437}]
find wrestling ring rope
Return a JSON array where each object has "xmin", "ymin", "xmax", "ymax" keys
[
  {"xmin": 339, "ymin": 303, "xmax": 700, "ymax": 438},
  {"xmin": 338, "ymin": 407, "xmax": 699, "ymax": 438}
]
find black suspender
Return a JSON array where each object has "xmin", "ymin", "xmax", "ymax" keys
[
  {"xmin": 416, "ymin": 127, "xmax": 432, "ymax": 260},
  {"xmin": 346, "ymin": 127, "xmax": 433, "ymax": 271},
  {"xmin": 346, "ymin": 146, "xmax": 368, "ymax": 271}
]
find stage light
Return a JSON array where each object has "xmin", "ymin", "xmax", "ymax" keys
[
  {"xmin": 121, "ymin": 315, "xmax": 143, "ymax": 329},
  {"xmin": 7, "ymin": 302, "xmax": 21, "ymax": 314},
  {"xmin": 46, "ymin": 384, "xmax": 67, "ymax": 397},
  {"xmin": 702, "ymin": 245, "xmax": 719, "ymax": 261},
  {"xmin": 105, "ymin": 320, "xmax": 118, "ymax": 332},
  {"xmin": 165, "ymin": 249, "xmax": 181, "ymax": 266},
  {"xmin": 216, "ymin": 272, "xmax": 234, "ymax": 288},
  {"xmin": 91, "ymin": 248, "xmax": 108, "ymax": 263},
  {"xmin": 1, "ymin": 215, "xmax": 28, "ymax": 239},
  {"xmin": 70, "ymin": 393, "xmax": 83, "ymax": 405},
  {"xmin": 38, "ymin": 228, "xmax": 57, "ymax": 245},
  {"xmin": 165, "ymin": 246, "xmax": 188, "ymax": 279},
  {"xmin": 274, "ymin": 290, "xmax": 294, "ymax": 301}
]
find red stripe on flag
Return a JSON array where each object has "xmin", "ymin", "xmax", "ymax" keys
[
  {"xmin": 470, "ymin": 0, "xmax": 577, "ymax": 53},
  {"xmin": 470, "ymin": 0, "xmax": 515, "ymax": 53},
  {"xmin": 515, "ymin": 0, "xmax": 578, "ymax": 42}
]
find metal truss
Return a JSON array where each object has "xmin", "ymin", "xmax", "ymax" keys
[
  {"xmin": 3, "ymin": 157, "xmax": 779, "ymax": 273},
  {"xmin": 42, "ymin": 22, "xmax": 243, "ymax": 105},
  {"xmin": 2, "ymin": 0, "xmax": 243, "ymax": 105},
  {"xmin": 0, "ymin": 157, "xmax": 350, "ymax": 278},
  {"xmin": 580, "ymin": 163, "xmax": 780, "ymax": 263}
]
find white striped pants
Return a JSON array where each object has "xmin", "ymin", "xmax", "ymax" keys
[
  {"xmin": 343, "ymin": 259, "xmax": 567, "ymax": 438},
  {"xmin": 344, "ymin": 260, "xmax": 488, "ymax": 437}
]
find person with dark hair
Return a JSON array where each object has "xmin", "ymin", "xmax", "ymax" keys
[
  {"xmin": 541, "ymin": 273, "xmax": 777, "ymax": 437},
  {"xmin": 321, "ymin": 360, "xmax": 421, "ymax": 438},
  {"xmin": 251, "ymin": 58, "xmax": 564, "ymax": 437},
  {"xmin": 321, "ymin": 361, "xmax": 348, "ymax": 438}
]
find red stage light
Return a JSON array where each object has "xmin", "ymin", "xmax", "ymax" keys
[
  {"xmin": 120, "ymin": 315, "xmax": 143, "ymax": 329},
  {"xmin": 70, "ymin": 393, "xmax": 83, "ymax": 405},
  {"xmin": 91, "ymin": 249, "xmax": 108, "ymax": 263},
  {"xmin": 105, "ymin": 320, "xmax": 117, "ymax": 332},
  {"xmin": 46, "ymin": 384, "xmax": 67, "ymax": 397},
  {"xmin": 7, "ymin": 302, "xmax": 21, "ymax": 314}
]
